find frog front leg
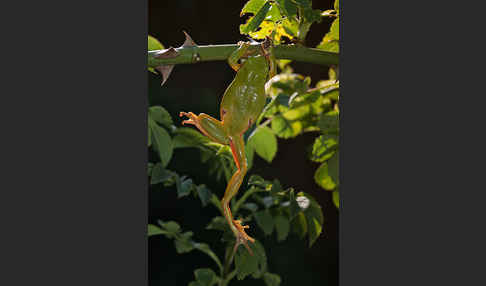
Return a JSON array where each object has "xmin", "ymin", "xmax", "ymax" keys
[
  {"xmin": 179, "ymin": 112, "xmax": 229, "ymax": 145},
  {"xmin": 228, "ymin": 42, "xmax": 252, "ymax": 72}
]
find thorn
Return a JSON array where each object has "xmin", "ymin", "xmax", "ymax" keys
[
  {"xmin": 153, "ymin": 47, "xmax": 179, "ymax": 59},
  {"xmin": 182, "ymin": 30, "xmax": 197, "ymax": 47},
  {"xmin": 155, "ymin": 65, "xmax": 174, "ymax": 86}
]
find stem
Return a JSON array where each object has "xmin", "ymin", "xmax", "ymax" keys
[
  {"xmin": 233, "ymin": 186, "xmax": 266, "ymax": 213},
  {"xmin": 148, "ymin": 44, "xmax": 338, "ymax": 67},
  {"xmin": 220, "ymin": 244, "xmax": 237, "ymax": 286}
]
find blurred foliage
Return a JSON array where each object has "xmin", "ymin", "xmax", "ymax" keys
[{"xmin": 148, "ymin": 0, "xmax": 339, "ymax": 285}]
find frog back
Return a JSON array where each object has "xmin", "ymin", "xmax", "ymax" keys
[{"xmin": 220, "ymin": 55, "xmax": 269, "ymax": 135}]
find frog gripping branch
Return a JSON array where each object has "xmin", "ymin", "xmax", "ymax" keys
[{"xmin": 179, "ymin": 39, "xmax": 275, "ymax": 255}]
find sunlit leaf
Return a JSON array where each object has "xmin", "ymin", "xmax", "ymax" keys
[
  {"xmin": 240, "ymin": 2, "xmax": 272, "ymax": 34},
  {"xmin": 241, "ymin": 0, "xmax": 266, "ymax": 15},
  {"xmin": 271, "ymin": 115, "xmax": 302, "ymax": 138},
  {"xmin": 248, "ymin": 126, "xmax": 278, "ymax": 163},
  {"xmin": 327, "ymin": 151, "xmax": 339, "ymax": 186},
  {"xmin": 332, "ymin": 190, "xmax": 340, "ymax": 209},
  {"xmin": 148, "ymin": 35, "xmax": 164, "ymax": 74},
  {"xmin": 329, "ymin": 18, "xmax": 339, "ymax": 40},
  {"xmin": 148, "ymin": 35, "xmax": 164, "ymax": 51},
  {"xmin": 314, "ymin": 162, "xmax": 337, "ymax": 190},
  {"xmin": 310, "ymin": 135, "xmax": 338, "ymax": 162}
]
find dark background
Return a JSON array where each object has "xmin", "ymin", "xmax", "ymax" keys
[
  {"xmin": 3, "ymin": 1, "xmax": 479, "ymax": 286},
  {"xmin": 148, "ymin": 0, "xmax": 337, "ymax": 285}
]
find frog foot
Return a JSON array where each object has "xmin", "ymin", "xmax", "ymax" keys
[
  {"xmin": 232, "ymin": 219, "xmax": 255, "ymax": 255},
  {"xmin": 179, "ymin": 111, "xmax": 197, "ymax": 126}
]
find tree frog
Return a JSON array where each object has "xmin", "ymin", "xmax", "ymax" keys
[{"xmin": 179, "ymin": 40, "xmax": 275, "ymax": 254}]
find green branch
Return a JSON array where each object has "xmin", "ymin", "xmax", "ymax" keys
[{"xmin": 148, "ymin": 44, "xmax": 339, "ymax": 67}]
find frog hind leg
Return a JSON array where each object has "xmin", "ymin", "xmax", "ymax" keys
[
  {"xmin": 222, "ymin": 135, "xmax": 255, "ymax": 255},
  {"xmin": 179, "ymin": 112, "xmax": 229, "ymax": 145}
]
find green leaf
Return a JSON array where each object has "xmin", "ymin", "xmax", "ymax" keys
[
  {"xmin": 160, "ymin": 220, "xmax": 181, "ymax": 234},
  {"xmin": 235, "ymin": 240, "xmax": 267, "ymax": 280},
  {"xmin": 240, "ymin": 2, "xmax": 272, "ymax": 34},
  {"xmin": 248, "ymin": 175, "xmax": 270, "ymax": 188},
  {"xmin": 150, "ymin": 163, "xmax": 174, "ymax": 185},
  {"xmin": 196, "ymin": 185, "xmax": 212, "ymax": 207},
  {"xmin": 149, "ymin": 119, "xmax": 173, "ymax": 167},
  {"xmin": 194, "ymin": 268, "xmax": 216, "ymax": 286},
  {"xmin": 329, "ymin": 18, "xmax": 339, "ymax": 40},
  {"xmin": 318, "ymin": 111, "xmax": 339, "ymax": 134},
  {"xmin": 174, "ymin": 231, "xmax": 194, "ymax": 253},
  {"xmin": 248, "ymin": 126, "xmax": 278, "ymax": 163},
  {"xmin": 176, "ymin": 176, "xmax": 194, "ymax": 198},
  {"xmin": 291, "ymin": 212, "xmax": 307, "ymax": 239},
  {"xmin": 288, "ymin": 188, "xmax": 301, "ymax": 219},
  {"xmin": 302, "ymin": 194, "xmax": 324, "ymax": 246},
  {"xmin": 148, "ymin": 35, "xmax": 164, "ymax": 51},
  {"xmin": 276, "ymin": 0, "xmax": 297, "ymax": 18},
  {"xmin": 266, "ymin": 4, "xmax": 282, "ymax": 22},
  {"xmin": 274, "ymin": 215, "xmax": 290, "ymax": 241},
  {"xmin": 317, "ymin": 36, "xmax": 339, "ymax": 53},
  {"xmin": 327, "ymin": 151, "xmax": 339, "ymax": 186},
  {"xmin": 332, "ymin": 190, "xmax": 339, "ymax": 209},
  {"xmin": 254, "ymin": 209, "xmax": 275, "ymax": 235},
  {"xmin": 245, "ymin": 143, "xmax": 255, "ymax": 170},
  {"xmin": 206, "ymin": 216, "xmax": 229, "ymax": 232},
  {"xmin": 310, "ymin": 135, "xmax": 338, "ymax": 162},
  {"xmin": 173, "ymin": 127, "xmax": 209, "ymax": 149},
  {"xmin": 188, "ymin": 282, "xmax": 203, "ymax": 286},
  {"xmin": 149, "ymin": 106, "xmax": 173, "ymax": 129},
  {"xmin": 263, "ymin": 273, "xmax": 281, "ymax": 286},
  {"xmin": 271, "ymin": 114, "xmax": 303, "ymax": 138},
  {"xmin": 314, "ymin": 162, "xmax": 337, "ymax": 190},
  {"xmin": 148, "ymin": 224, "xmax": 164, "ymax": 236},
  {"xmin": 241, "ymin": 0, "xmax": 266, "ymax": 15},
  {"xmin": 148, "ymin": 35, "xmax": 164, "ymax": 74},
  {"xmin": 334, "ymin": 0, "xmax": 339, "ymax": 13}
]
